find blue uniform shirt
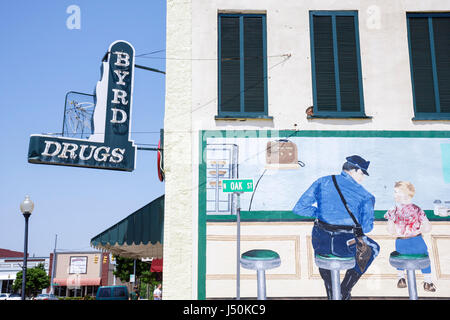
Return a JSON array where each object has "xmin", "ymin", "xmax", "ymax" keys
[{"xmin": 293, "ymin": 171, "xmax": 375, "ymax": 233}]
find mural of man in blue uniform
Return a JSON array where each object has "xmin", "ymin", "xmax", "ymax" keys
[{"xmin": 293, "ymin": 155, "xmax": 380, "ymax": 299}]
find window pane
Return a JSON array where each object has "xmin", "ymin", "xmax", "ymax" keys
[
  {"xmin": 433, "ymin": 17, "xmax": 450, "ymax": 113},
  {"xmin": 114, "ymin": 287, "xmax": 127, "ymax": 297},
  {"xmin": 409, "ymin": 17, "xmax": 436, "ymax": 113},
  {"xmin": 98, "ymin": 288, "xmax": 111, "ymax": 297},
  {"xmin": 336, "ymin": 16, "xmax": 361, "ymax": 112},
  {"xmin": 243, "ymin": 16, "xmax": 265, "ymax": 113},
  {"xmin": 313, "ymin": 15, "xmax": 337, "ymax": 111},
  {"xmin": 220, "ymin": 16, "xmax": 241, "ymax": 112}
]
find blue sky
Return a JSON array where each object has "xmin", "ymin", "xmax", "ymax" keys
[{"xmin": 0, "ymin": 1, "xmax": 166, "ymax": 256}]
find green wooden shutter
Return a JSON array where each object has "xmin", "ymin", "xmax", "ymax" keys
[
  {"xmin": 243, "ymin": 16, "xmax": 265, "ymax": 113},
  {"xmin": 313, "ymin": 15, "xmax": 337, "ymax": 111},
  {"xmin": 220, "ymin": 16, "xmax": 241, "ymax": 112},
  {"xmin": 336, "ymin": 16, "xmax": 361, "ymax": 112},
  {"xmin": 433, "ymin": 17, "xmax": 450, "ymax": 113},
  {"xmin": 409, "ymin": 17, "xmax": 436, "ymax": 113}
]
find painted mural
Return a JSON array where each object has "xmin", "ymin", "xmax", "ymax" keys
[
  {"xmin": 204, "ymin": 132, "xmax": 450, "ymax": 216},
  {"xmin": 199, "ymin": 130, "xmax": 450, "ymax": 299}
]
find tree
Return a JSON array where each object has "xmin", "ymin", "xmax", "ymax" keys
[
  {"xmin": 113, "ymin": 256, "xmax": 148, "ymax": 282},
  {"xmin": 139, "ymin": 269, "xmax": 160, "ymax": 299},
  {"xmin": 13, "ymin": 263, "xmax": 50, "ymax": 297}
]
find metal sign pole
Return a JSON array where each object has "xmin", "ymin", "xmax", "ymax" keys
[
  {"xmin": 50, "ymin": 234, "xmax": 57, "ymax": 294},
  {"xmin": 236, "ymin": 192, "xmax": 241, "ymax": 300},
  {"xmin": 223, "ymin": 180, "xmax": 253, "ymax": 300}
]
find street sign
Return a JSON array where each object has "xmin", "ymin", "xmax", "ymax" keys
[
  {"xmin": 222, "ymin": 179, "xmax": 254, "ymax": 193},
  {"xmin": 222, "ymin": 178, "xmax": 254, "ymax": 300},
  {"xmin": 27, "ymin": 40, "xmax": 137, "ymax": 171}
]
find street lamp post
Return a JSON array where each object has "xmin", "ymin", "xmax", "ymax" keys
[{"xmin": 19, "ymin": 195, "xmax": 34, "ymax": 300}]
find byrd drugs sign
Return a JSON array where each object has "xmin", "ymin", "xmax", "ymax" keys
[
  {"xmin": 222, "ymin": 179, "xmax": 254, "ymax": 193},
  {"xmin": 27, "ymin": 40, "xmax": 137, "ymax": 171}
]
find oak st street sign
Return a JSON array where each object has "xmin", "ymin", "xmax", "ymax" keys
[{"xmin": 222, "ymin": 179, "xmax": 254, "ymax": 193}]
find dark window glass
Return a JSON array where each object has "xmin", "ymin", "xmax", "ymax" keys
[
  {"xmin": 408, "ymin": 14, "xmax": 450, "ymax": 118},
  {"xmin": 310, "ymin": 12, "xmax": 365, "ymax": 116},
  {"xmin": 219, "ymin": 14, "xmax": 267, "ymax": 116}
]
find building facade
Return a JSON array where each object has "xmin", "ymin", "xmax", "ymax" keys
[
  {"xmin": 50, "ymin": 251, "xmax": 115, "ymax": 298},
  {"xmin": 0, "ymin": 249, "xmax": 49, "ymax": 294},
  {"xmin": 163, "ymin": 0, "xmax": 450, "ymax": 299}
]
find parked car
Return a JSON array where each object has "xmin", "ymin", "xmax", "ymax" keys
[
  {"xmin": 6, "ymin": 293, "xmax": 21, "ymax": 300},
  {"xmin": 0, "ymin": 293, "xmax": 10, "ymax": 300},
  {"xmin": 95, "ymin": 286, "xmax": 129, "ymax": 300},
  {"xmin": 34, "ymin": 293, "xmax": 58, "ymax": 300}
]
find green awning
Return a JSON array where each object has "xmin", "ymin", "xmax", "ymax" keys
[{"xmin": 90, "ymin": 195, "xmax": 164, "ymax": 259}]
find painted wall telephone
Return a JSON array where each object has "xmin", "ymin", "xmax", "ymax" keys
[
  {"xmin": 265, "ymin": 139, "xmax": 305, "ymax": 169},
  {"xmin": 249, "ymin": 139, "xmax": 305, "ymax": 211}
]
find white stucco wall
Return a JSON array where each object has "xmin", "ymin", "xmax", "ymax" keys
[
  {"xmin": 163, "ymin": 0, "xmax": 194, "ymax": 299},
  {"xmin": 191, "ymin": 0, "xmax": 450, "ymax": 132}
]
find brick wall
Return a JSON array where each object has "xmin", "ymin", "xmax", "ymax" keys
[{"xmin": 100, "ymin": 252, "xmax": 109, "ymax": 285}]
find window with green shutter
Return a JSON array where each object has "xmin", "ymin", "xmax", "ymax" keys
[
  {"xmin": 218, "ymin": 14, "xmax": 268, "ymax": 118},
  {"xmin": 309, "ymin": 11, "xmax": 366, "ymax": 118},
  {"xmin": 407, "ymin": 13, "xmax": 450, "ymax": 120}
]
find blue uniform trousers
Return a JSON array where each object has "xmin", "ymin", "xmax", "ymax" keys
[{"xmin": 312, "ymin": 220, "xmax": 380, "ymax": 275}]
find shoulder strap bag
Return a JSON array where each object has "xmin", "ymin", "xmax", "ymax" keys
[{"xmin": 332, "ymin": 175, "xmax": 372, "ymax": 273}]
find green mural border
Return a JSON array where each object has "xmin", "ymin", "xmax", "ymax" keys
[{"xmin": 197, "ymin": 130, "xmax": 450, "ymax": 299}]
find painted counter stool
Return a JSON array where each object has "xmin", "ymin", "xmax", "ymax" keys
[
  {"xmin": 314, "ymin": 253, "xmax": 356, "ymax": 300},
  {"xmin": 389, "ymin": 251, "xmax": 430, "ymax": 300},
  {"xmin": 240, "ymin": 249, "xmax": 281, "ymax": 300}
]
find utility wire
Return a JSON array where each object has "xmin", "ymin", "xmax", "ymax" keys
[
  {"xmin": 174, "ymin": 53, "xmax": 292, "ymax": 119},
  {"xmin": 53, "ymin": 54, "xmax": 292, "ymax": 147},
  {"xmin": 135, "ymin": 53, "xmax": 290, "ymax": 61},
  {"xmin": 136, "ymin": 49, "xmax": 166, "ymax": 57},
  {"xmin": 248, "ymin": 169, "xmax": 267, "ymax": 211},
  {"xmin": 48, "ymin": 131, "xmax": 162, "ymax": 135},
  {"xmin": 53, "ymin": 53, "xmax": 292, "ymax": 142}
]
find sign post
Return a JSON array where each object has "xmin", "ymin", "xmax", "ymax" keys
[{"xmin": 222, "ymin": 179, "xmax": 254, "ymax": 300}]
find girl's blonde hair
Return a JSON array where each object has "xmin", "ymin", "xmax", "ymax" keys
[{"xmin": 394, "ymin": 181, "xmax": 415, "ymax": 198}]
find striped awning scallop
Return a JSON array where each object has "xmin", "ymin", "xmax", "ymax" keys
[
  {"xmin": 90, "ymin": 195, "xmax": 164, "ymax": 259},
  {"xmin": 53, "ymin": 277, "xmax": 101, "ymax": 286}
]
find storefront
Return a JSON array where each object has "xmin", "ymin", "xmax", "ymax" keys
[
  {"xmin": 50, "ymin": 251, "xmax": 112, "ymax": 298},
  {"xmin": 0, "ymin": 249, "xmax": 49, "ymax": 294}
]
